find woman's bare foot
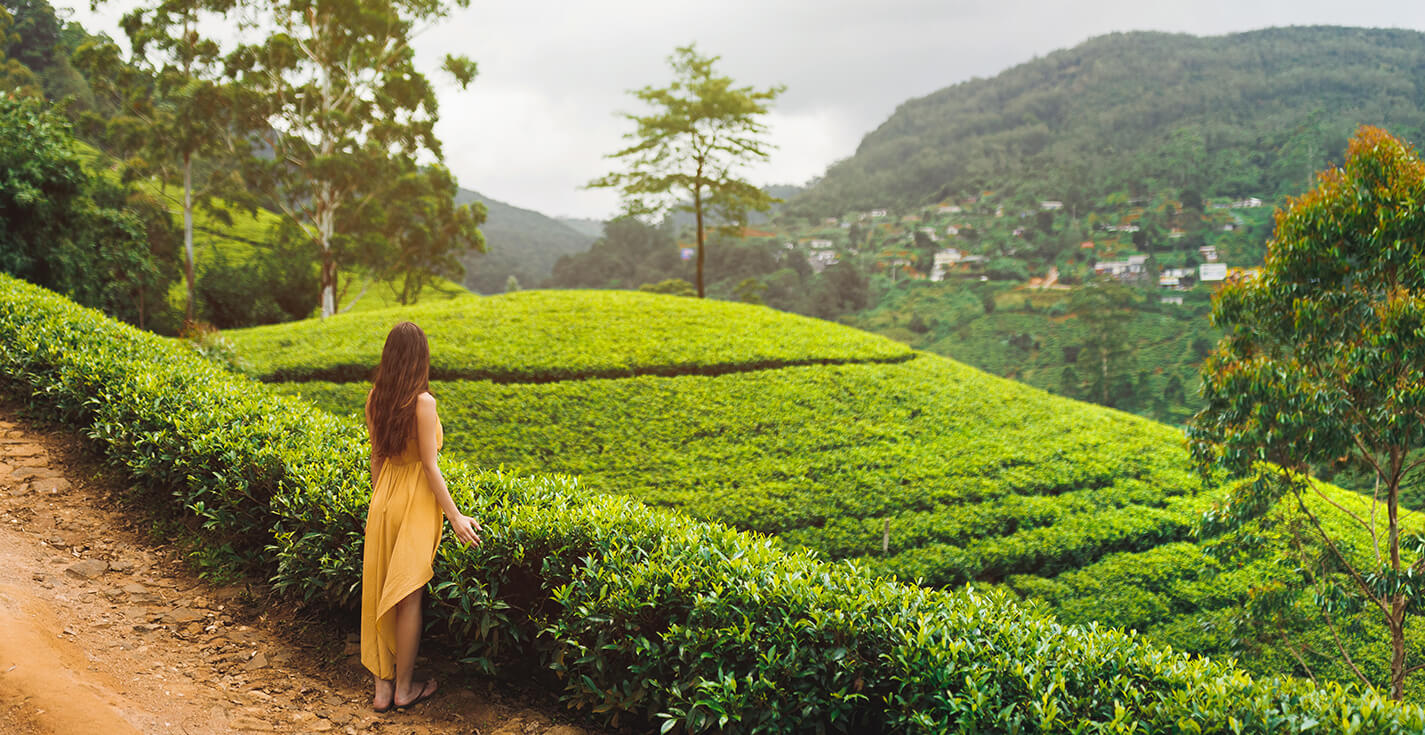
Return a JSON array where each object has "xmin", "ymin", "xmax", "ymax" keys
[
  {"xmin": 393, "ymin": 678, "xmax": 438, "ymax": 709},
  {"xmin": 373, "ymin": 677, "xmax": 395, "ymax": 712}
]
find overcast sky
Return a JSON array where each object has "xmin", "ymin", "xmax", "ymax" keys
[{"xmin": 57, "ymin": 1, "xmax": 1425, "ymax": 220}]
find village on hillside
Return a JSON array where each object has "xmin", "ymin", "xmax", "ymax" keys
[{"xmin": 740, "ymin": 191, "xmax": 1274, "ymax": 302}]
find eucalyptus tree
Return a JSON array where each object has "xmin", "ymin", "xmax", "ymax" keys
[
  {"xmin": 72, "ymin": 0, "xmax": 247, "ymax": 323},
  {"xmin": 1189, "ymin": 126, "xmax": 1425, "ymax": 700},
  {"xmin": 589, "ymin": 44, "xmax": 784, "ymax": 298},
  {"xmin": 225, "ymin": 0, "xmax": 477, "ymax": 317}
]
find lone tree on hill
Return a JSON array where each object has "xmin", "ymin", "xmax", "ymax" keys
[
  {"xmin": 588, "ymin": 44, "xmax": 784, "ymax": 298},
  {"xmin": 225, "ymin": 0, "xmax": 481, "ymax": 318},
  {"xmin": 1189, "ymin": 126, "xmax": 1425, "ymax": 700}
]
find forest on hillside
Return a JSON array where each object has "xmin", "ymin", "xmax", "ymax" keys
[{"xmin": 788, "ymin": 27, "xmax": 1425, "ymax": 218}]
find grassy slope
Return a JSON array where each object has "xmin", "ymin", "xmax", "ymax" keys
[
  {"xmin": 248, "ymin": 290, "xmax": 1423, "ymax": 694},
  {"xmin": 226, "ymin": 290, "xmax": 914, "ymax": 382}
]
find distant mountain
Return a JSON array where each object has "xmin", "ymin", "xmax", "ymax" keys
[
  {"xmin": 455, "ymin": 190, "xmax": 597, "ymax": 293},
  {"xmin": 789, "ymin": 26, "xmax": 1425, "ymax": 217},
  {"xmin": 556, "ymin": 217, "xmax": 607, "ymax": 240},
  {"xmin": 663, "ymin": 183, "xmax": 807, "ymax": 231}
]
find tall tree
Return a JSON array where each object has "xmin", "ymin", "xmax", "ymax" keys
[
  {"xmin": 1068, "ymin": 276, "xmax": 1139, "ymax": 407},
  {"xmin": 589, "ymin": 44, "xmax": 784, "ymax": 298},
  {"xmin": 73, "ymin": 0, "xmax": 247, "ymax": 323},
  {"xmin": 0, "ymin": 0, "xmax": 60, "ymax": 74},
  {"xmin": 362, "ymin": 162, "xmax": 486, "ymax": 306},
  {"xmin": 225, "ymin": 0, "xmax": 477, "ymax": 318},
  {"xmin": 1188, "ymin": 126, "xmax": 1425, "ymax": 700}
]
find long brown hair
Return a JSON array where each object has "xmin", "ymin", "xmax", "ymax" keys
[{"xmin": 367, "ymin": 321, "xmax": 431, "ymax": 457}]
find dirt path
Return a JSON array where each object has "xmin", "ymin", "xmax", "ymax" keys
[{"xmin": 0, "ymin": 410, "xmax": 598, "ymax": 735}]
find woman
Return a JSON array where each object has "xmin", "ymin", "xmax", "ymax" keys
[{"xmin": 361, "ymin": 321, "xmax": 482, "ymax": 712}]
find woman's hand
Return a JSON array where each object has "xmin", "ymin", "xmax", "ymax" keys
[{"xmin": 447, "ymin": 513, "xmax": 483, "ymax": 546}]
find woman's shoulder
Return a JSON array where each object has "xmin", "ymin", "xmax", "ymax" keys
[{"xmin": 415, "ymin": 391, "xmax": 437, "ymax": 410}]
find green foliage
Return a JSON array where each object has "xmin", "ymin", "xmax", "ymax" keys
[
  {"xmin": 224, "ymin": 0, "xmax": 478, "ymax": 317},
  {"xmin": 589, "ymin": 44, "xmax": 784, "ymax": 297},
  {"xmin": 195, "ymin": 240, "xmax": 316, "ymax": 329},
  {"xmin": 225, "ymin": 290, "xmax": 913, "ymax": 382},
  {"xmin": 9, "ymin": 273, "xmax": 1425, "ymax": 732},
  {"xmin": 72, "ymin": 0, "xmax": 253, "ymax": 322},
  {"xmin": 640, "ymin": 278, "xmax": 697, "ymax": 297},
  {"xmin": 0, "ymin": 96, "xmax": 178, "ymax": 329},
  {"xmin": 790, "ymin": 28, "xmax": 1425, "ymax": 218},
  {"xmin": 845, "ymin": 280, "xmax": 1218, "ymax": 424},
  {"xmin": 1190, "ymin": 126, "xmax": 1425, "ymax": 699},
  {"xmin": 1069, "ymin": 278, "xmax": 1142, "ymax": 407},
  {"xmin": 361, "ymin": 163, "xmax": 486, "ymax": 305}
]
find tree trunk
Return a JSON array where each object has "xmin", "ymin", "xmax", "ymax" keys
[
  {"xmin": 321, "ymin": 249, "xmax": 337, "ymax": 318},
  {"xmin": 317, "ymin": 181, "xmax": 337, "ymax": 317},
  {"xmin": 316, "ymin": 14, "xmax": 337, "ymax": 318},
  {"xmin": 694, "ymin": 186, "xmax": 705, "ymax": 298},
  {"xmin": 1100, "ymin": 348, "xmax": 1109, "ymax": 405},
  {"xmin": 1390, "ymin": 609, "xmax": 1406, "ymax": 700},
  {"xmin": 183, "ymin": 151, "xmax": 196, "ymax": 324},
  {"xmin": 181, "ymin": 10, "xmax": 196, "ymax": 325}
]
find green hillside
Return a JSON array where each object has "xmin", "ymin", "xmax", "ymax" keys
[
  {"xmin": 226, "ymin": 290, "xmax": 913, "ymax": 382},
  {"xmin": 455, "ymin": 189, "xmax": 596, "ymax": 294},
  {"xmin": 235, "ymin": 289, "xmax": 1425, "ymax": 694},
  {"xmin": 789, "ymin": 26, "xmax": 1425, "ymax": 218}
]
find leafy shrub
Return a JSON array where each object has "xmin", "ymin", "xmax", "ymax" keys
[
  {"xmin": 180, "ymin": 320, "xmax": 246, "ymax": 372},
  {"xmin": 640, "ymin": 278, "xmax": 697, "ymax": 296},
  {"xmin": 6, "ymin": 273, "xmax": 1425, "ymax": 732},
  {"xmin": 0, "ymin": 96, "xmax": 179, "ymax": 330}
]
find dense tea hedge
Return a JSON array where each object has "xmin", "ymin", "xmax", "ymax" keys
[
  {"xmin": 5, "ymin": 274, "xmax": 1425, "ymax": 732},
  {"xmin": 224, "ymin": 289, "xmax": 914, "ymax": 383}
]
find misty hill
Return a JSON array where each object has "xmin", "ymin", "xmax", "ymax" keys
[
  {"xmin": 454, "ymin": 189, "xmax": 597, "ymax": 293},
  {"xmin": 789, "ymin": 26, "xmax": 1425, "ymax": 217},
  {"xmin": 556, "ymin": 217, "xmax": 607, "ymax": 240}
]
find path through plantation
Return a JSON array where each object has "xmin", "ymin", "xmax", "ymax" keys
[{"xmin": 0, "ymin": 408, "xmax": 597, "ymax": 735}]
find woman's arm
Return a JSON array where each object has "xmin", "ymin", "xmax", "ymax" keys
[{"xmin": 416, "ymin": 393, "xmax": 481, "ymax": 546}]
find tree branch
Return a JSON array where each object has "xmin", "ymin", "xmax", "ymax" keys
[{"xmin": 1284, "ymin": 470, "xmax": 1389, "ymax": 619}]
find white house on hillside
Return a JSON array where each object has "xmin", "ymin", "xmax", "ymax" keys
[
  {"xmin": 1094, "ymin": 255, "xmax": 1149, "ymax": 282},
  {"xmin": 930, "ymin": 248, "xmax": 963, "ymax": 282}
]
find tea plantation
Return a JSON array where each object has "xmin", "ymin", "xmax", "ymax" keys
[
  {"xmin": 253, "ymin": 289, "xmax": 1425, "ymax": 696},
  {"xmin": 9, "ymin": 274, "xmax": 1425, "ymax": 729},
  {"xmin": 226, "ymin": 289, "xmax": 914, "ymax": 382}
]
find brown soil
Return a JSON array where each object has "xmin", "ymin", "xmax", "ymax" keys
[{"xmin": 0, "ymin": 408, "xmax": 603, "ymax": 735}]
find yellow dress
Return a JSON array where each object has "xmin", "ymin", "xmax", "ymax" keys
[{"xmin": 360, "ymin": 419, "xmax": 444, "ymax": 679}]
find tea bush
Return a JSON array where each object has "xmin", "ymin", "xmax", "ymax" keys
[{"xmin": 6, "ymin": 273, "xmax": 1425, "ymax": 731}]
